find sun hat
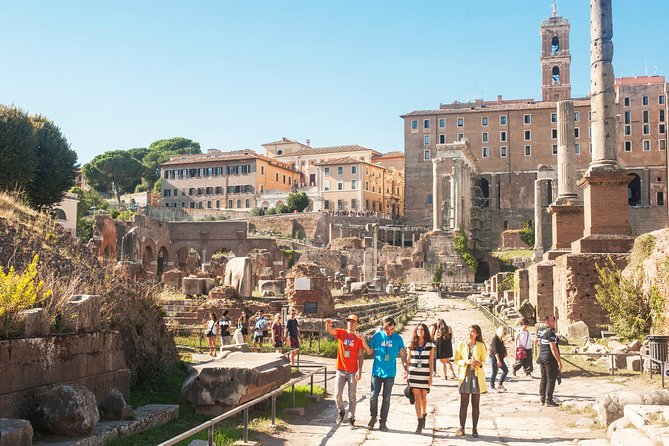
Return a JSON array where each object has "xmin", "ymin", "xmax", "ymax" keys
[
  {"xmin": 346, "ymin": 314, "xmax": 359, "ymax": 323},
  {"xmin": 404, "ymin": 385, "xmax": 415, "ymax": 405}
]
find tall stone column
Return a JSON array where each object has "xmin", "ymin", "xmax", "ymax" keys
[
  {"xmin": 534, "ymin": 179, "xmax": 545, "ymax": 259},
  {"xmin": 557, "ymin": 100, "xmax": 578, "ymax": 200},
  {"xmin": 432, "ymin": 159, "xmax": 443, "ymax": 231},
  {"xmin": 448, "ymin": 174, "xmax": 455, "ymax": 229},
  {"xmin": 453, "ymin": 160, "xmax": 462, "ymax": 229}
]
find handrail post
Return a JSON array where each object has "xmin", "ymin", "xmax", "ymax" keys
[
  {"xmin": 292, "ymin": 384, "xmax": 296, "ymax": 408},
  {"xmin": 310, "ymin": 374, "xmax": 314, "ymax": 395},
  {"xmin": 662, "ymin": 361, "xmax": 666, "ymax": 389},
  {"xmin": 271, "ymin": 395, "xmax": 276, "ymax": 425},
  {"xmin": 610, "ymin": 353, "xmax": 615, "ymax": 376},
  {"xmin": 208, "ymin": 424, "xmax": 214, "ymax": 446},
  {"xmin": 243, "ymin": 407, "xmax": 249, "ymax": 443},
  {"xmin": 324, "ymin": 367, "xmax": 328, "ymax": 394}
]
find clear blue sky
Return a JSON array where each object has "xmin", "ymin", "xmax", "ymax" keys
[{"xmin": 1, "ymin": 1, "xmax": 666, "ymax": 164}]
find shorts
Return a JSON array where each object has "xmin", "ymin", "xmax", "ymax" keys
[
  {"xmin": 254, "ymin": 333, "xmax": 264, "ymax": 343},
  {"xmin": 289, "ymin": 336, "xmax": 300, "ymax": 349},
  {"xmin": 263, "ymin": 330, "xmax": 269, "ymax": 339},
  {"xmin": 241, "ymin": 327, "xmax": 248, "ymax": 336},
  {"xmin": 274, "ymin": 339, "xmax": 283, "ymax": 348}
]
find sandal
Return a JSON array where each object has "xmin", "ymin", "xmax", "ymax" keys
[{"xmin": 455, "ymin": 428, "xmax": 464, "ymax": 437}]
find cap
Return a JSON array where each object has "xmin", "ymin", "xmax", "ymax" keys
[{"xmin": 346, "ymin": 314, "xmax": 359, "ymax": 323}]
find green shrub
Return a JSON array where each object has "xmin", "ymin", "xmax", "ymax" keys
[
  {"xmin": 453, "ymin": 231, "xmax": 479, "ymax": 273},
  {"xmin": 519, "ymin": 220, "xmax": 534, "ymax": 247},
  {"xmin": 432, "ymin": 264, "xmax": 443, "ymax": 284},
  {"xmin": 498, "ymin": 274, "xmax": 514, "ymax": 294}
]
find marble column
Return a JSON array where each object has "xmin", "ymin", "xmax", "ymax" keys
[
  {"xmin": 557, "ymin": 100, "xmax": 578, "ymax": 201},
  {"xmin": 534, "ymin": 179, "xmax": 545, "ymax": 258},
  {"xmin": 453, "ymin": 160, "xmax": 462, "ymax": 229},
  {"xmin": 448, "ymin": 174, "xmax": 455, "ymax": 229},
  {"xmin": 431, "ymin": 159, "xmax": 443, "ymax": 231}
]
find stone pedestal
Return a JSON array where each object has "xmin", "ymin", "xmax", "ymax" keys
[
  {"xmin": 514, "ymin": 269, "xmax": 529, "ymax": 308},
  {"xmin": 528, "ymin": 260, "xmax": 556, "ymax": 321},
  {"xmin": 548, "ymin": 202, "xmax": 584, "ymax": 250}
]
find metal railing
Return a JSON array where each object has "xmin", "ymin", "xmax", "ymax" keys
[{"xmin": 158, "ymin": 365, "xmax": 328, "ymax": 446}]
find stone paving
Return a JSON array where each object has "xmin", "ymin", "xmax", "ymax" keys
[{"xmin": 259, "ymin": 292, "xmax": 659, "ymax": 446}]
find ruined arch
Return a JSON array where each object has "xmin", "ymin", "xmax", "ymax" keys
[
  {"xmin": 628, "ymin": 173, "xmax": 641, "ymax": 206},
  {"xmin": 552, "ymin": 66, "xmax": 560, "ymax": 85},
  {"xmin": 157, "ymin": 246, "xmax": 169, "ymax": 277},
  {"xmin": 176, "ymin": 247, "xmax": 201, "ymax": 273},
  {"xmin": 474, "ymin": 259, "xmax": 491, "ymax": 283},
  {"xmin": 53, "ymin": 208, "xmax": 67, "ymax": 220},
  {"xmin": 142, "ymin": 245, "xmax": 154, "ymax": 271}
]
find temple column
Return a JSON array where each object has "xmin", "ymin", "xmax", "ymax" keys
[
  {"xmin": 432, "ymin": 159, "xmax": 443, "ymax": 231},
  {"xmin": 453, "ymin": 160, "xmax": 462, "ymax": 229},
  {"xmin": 534, "ymin": 179, "xmax": 545, "ymax": 259}
]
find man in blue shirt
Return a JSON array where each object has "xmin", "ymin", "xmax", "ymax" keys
[{"xmin": 361, "ymin": 316, "xmax": 408, "ymax": 432}]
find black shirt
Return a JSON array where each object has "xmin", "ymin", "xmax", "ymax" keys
[
  {"xmin": 219, "ymin": 317, "xmax": 231, "ymax": 336},
  {"xmin": 490, "ymin": 335, "xmax": 507, "ymax": 359},
  {"xmin": 537, "ymin": 326, "xmax": 558, "ymax": 359},
  {"xmin": 286, "ymin": 318, "xmax": 299, "ymax": 338}
]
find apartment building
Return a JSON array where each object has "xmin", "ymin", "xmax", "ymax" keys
[
  {"xmin": 402, "ymin": 6, "xmax": 668, "ymax": 248},
  {"xmin": 159, "ymin": 149, "xmax": 299, "ymax": 210}
]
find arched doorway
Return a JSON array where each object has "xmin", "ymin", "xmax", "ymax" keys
[
  {"xmin": 474, "ymin": 260, "xmax": 491, "ymax": 283},
  {"xmin": 157, "ymin": 246, "xmax": 169, "ymax": 277},
  {"xmin": 628, "ymin": 173, "xmax": 641, "ymax": 206},
  {"xmin": 142, "ymin": 246, "xmax": 154, "ymax": 272},
  {"xmin": 177, "ymin": 247, "xmax": 202, "ymax": 273}
]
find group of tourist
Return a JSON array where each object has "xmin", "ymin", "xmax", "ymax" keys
[
  {"xmin": 325, "ymin": 313, "xmax": 563, "ymax": 438},
  {"xmin": 203, "ymin": 309, "xmax": 301, "ymax": 364}
]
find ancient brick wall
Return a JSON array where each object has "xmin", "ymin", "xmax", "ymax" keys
[
  {"xmin": 502, "ymin": 230, "xmax": 529, "ymax": 250},
  {"xmin": 528, "ymin": 260, "xmax": 556, "ymax": 322},
  {"xmin": 0, "ymin": 332, "xmax": 130, "ymax": 419}
]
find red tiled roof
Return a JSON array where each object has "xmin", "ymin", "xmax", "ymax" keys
[
  {"xmin": 285, "ymin": 144, "xmax": 381, "ymax": 157},
  {"xmin": 161, "ymin": 150, "xmax": 294, "ymax": 170}
]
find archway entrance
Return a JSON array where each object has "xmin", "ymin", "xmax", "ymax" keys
[
  {"xmin": 628, "ymin": 173, "xmax": 641, "ymax": 206},
  {"xmin": 142, "ymin": 246, "xmax": 154, "ymax": 272},
  {"xmin": 157, "ymin": 246, "xmax": 169, "ymax": 277},
  {"xmin": 474, "ymin": 260, "xmax": 491, "ymax": 283}
]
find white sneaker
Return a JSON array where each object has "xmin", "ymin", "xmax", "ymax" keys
[{"xmin": 498, "ymin": 384, "xmax": 507, "ymax": 392}]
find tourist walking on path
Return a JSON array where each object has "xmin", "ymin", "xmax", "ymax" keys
[
  {"xmin": 489, "ymin": 326, "xmax": 509, "ymax": 392},
  {"xmin": 284, "ymin": 309, "xmax": 300, "ymax": 366},
  {"xmin": 361, "ymin": 316, "xmax": 408, "ymax": 432},
  {"xmin": 325, "ymin": 315, "xmax": 365, "ymax": 428},
  {"xmin": 512, "ymin": 318, "xmax": 534, "ymax": 376},
  {"xmin": 204, "ymin": 313, "xmax": 218, "ymax": 357},
  {"xmin": 219, "ymin": 310, "xmax": 232, "ymax": 349},
  {"xmin": 271, "ymin": 313, "xmax": 284, "ymax": 353},
  {"xmin": 537, "ymin": 315, "xmax": 563, "ymax": 406},
  {"xmin": 454, "ymin": 324, "xmax": 488, "ymax": 438},
  {"xmin": 406, "ymin": 323, "xmax": 434, "ymax": 434},
  {"xmin": 431, "ymin": 319, "xmax": 456, "ymax": 379}
]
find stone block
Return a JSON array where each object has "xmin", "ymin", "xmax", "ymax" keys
[
  {"xmin": 182, "ymin": 277, "xmax": 205, "ymax": 296},
  {"xmin": 62, "ymin": 295, "xmax": 102, "ymax": 333},
  {"xmin": 566, "ymin": 321, "xmax": 590, "ymax": 339},
  {"xmin": 203, "ymin": 278, "xmax": 217, "ymax": 294},
  {"xmin": 38, "ymin": 384, "xmax": 100, "ymax": 436},
  {"xmin": 0, "ymin": 418, "xmax": 33, "ymax": 446},
  {"xmin": 258, "ymin": 280, "xmax": 286, "ymax": 296},
  {"xmin": 513, "ymin": 269, "xmax": 529, "ymax": 307},
  {"xmin": 98, "ymin": 388, "xmax": 134, "ymax": 421},
  {"xmin": 284, "ymin": 407, "xmax": 305, "ymax": 416},
  {"xmin": 626, "ymin": 356, "xmax": 641, "ymax": 372},
  {"xmin": 17, "ymin": 308, "xmax": 50, "ymax": 337},
  {"xmin": 224, "ymin": 257, "xmax": 254, "ymax": 298}
]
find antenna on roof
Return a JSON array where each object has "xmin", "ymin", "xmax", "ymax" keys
[{"xmin": 552, "ymin": 0, "xmax": 558, "ymax": 17}]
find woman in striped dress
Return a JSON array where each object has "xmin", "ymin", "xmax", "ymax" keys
[{"xmin": 406, "ymin": 323, "xmax": 434, "ymax": 434}]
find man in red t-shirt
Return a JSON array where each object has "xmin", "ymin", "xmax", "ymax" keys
[{"xmin": 325, "ymin": 315, "xmax": 365, "ymax": 428}]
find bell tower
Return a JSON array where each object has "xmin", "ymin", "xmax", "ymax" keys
[{"xmin": 540, "ymin": 1, "xmax": 571, "ymax": 101}]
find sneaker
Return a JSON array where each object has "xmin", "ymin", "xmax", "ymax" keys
[
  {"xmin": 336, "ymin": 411, "xmax": 345, "ymax": 424},
  {"xmin": 367, "ymin": 417, "xmax": 376, "ymax": 430},
  {"xmin": 379, "ymin": 421, "xmax": 388, "ymax": 432},
  {"xmin": 348, "ymin": 417, "xmax": 356, "ymax": 427},
  {"xmin": 545, "ymin": 400, "xmax": 560, "ymax": 407},
  {"xmin": 472, "ymin": 429, "xmax": 479, "ymax": 438},
  {"xmin": 455, "ymin": 427, "xmax": 465, "ymax": 437},
  {"xmin": 540, "ymin": 400, "xmax": 545, "ymax": 406},
  {"xmin": 498, "ymin": 384, "xmax": 507, "ymax": 392}
]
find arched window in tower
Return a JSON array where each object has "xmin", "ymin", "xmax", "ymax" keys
[
  {"xmin": 551, "ymin": 36, "xmax": 560, "ymax": 55},
  {"xmin": 552, "ymin": 66, "xmax": 560, "ymax": 85}
]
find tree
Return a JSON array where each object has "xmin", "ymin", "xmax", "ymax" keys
[
  {"xmin": 286, "ymin": 191, "xmax": 309, "ymax": 212},
  {"xmin": 26, "ymin": 116, "xmax": 78, "ymax": 209},
  {"xmin": 0, "ymin": 106, "xmax": 37, "ymax": 193},
  {"xmin": 142, "ymin": 137, "xmax": 201, "ymax": 187},
  {"xmin": 83, "ymin": 151, "xmax": 145, "ymax": 203}
]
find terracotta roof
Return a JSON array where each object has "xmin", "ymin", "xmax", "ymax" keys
[
  {"xmin": 314, "ymin": 156, "xmax": 365, "ymax": 166},
  {"xmin": 161, "ymin": 150, "xmax": 294, "ymax": 170},
  {"xmin": 261, "ymin": 138, "xmax": 306, "ymax": 146},
  {"xmin": 374, "ymin": 151, "xmax": 404, "ymax": 158},
  {"xmin": 615, "ymin": 76, "xmax": 665, "ymax": 87},
  {"xmin": 286, "ymin": 144, "xmax": 381, "ymax": 157},
  {"xmin": 401, "ymin": 98, "xmax": 590, "ymax": 117}
]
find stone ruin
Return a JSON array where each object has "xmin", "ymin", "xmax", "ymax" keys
[{"xmin": 285, "ymin": 262, "xmax": 335, "ymax": 318}]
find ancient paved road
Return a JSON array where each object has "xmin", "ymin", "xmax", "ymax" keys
[{"xmin": 259, "ymin": 292, "xmax": 651, "ymax": 446}]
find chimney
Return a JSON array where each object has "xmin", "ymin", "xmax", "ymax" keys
[
  {"xmin": 497, "ymin": 95, "xmax": 503, "ymax": 103},
  {"xmin": 306, "ymin": 139, "xmax": 311, "ymax": 147}
]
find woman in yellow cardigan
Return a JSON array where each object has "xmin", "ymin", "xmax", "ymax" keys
[{"xmin": 453, "ymin": 324, "xmax": 487, "ymax": 438}]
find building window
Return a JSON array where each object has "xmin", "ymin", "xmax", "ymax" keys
[
  {"xmin": 552, "ymin": 128, "xmax": 558, "ymax": 139},
  {"xmin": 426, "ymin": 194, "xmax": 432, "ymax": 204},
  {"xmin": 624, "ymin": 111, "xmax": 631, "ymax": 124},
  {"xmin": 163, "ymin": 189, "xmax": 171, "ymax": 197},
  {"xmin": 228, "ymin": 199, "xmax": 233, "ymax": 208},
  {"xmin": 552, "ymin": 144, "xmax": 558, "ymax": 155},
  {"xmin": 324, "ymin": 181, "xmax": 330, "ymax": 191},
  {"xmin": 624, "ymin": 125, "xmax": 631, "ymax": 135},
  {"xmin": 660, "ymin": 95, "xmax": 666, "ymax": 105},
  {"xmin": 624, "ymin": 141, "xmax": 632, "ymax": 152},
  {"xmin": 643, "ymin": 140, "xmax": 651, "ymax": 151},
  {"xmin": 660, "ymin": 110, "xmax": 666, "ymax": 122},
  {"xmin": 457, "ymin": 133, "xmax": 464, "ymax": 141},
  {"xmin": 643, "ymin": 110, "xmax": 649, "ymax": 123},
  {"xmin": 523, "ymin": 114, "xmax": 531, "ymax": 124},
  {"xmin": 500, "ymin": 131, "xmax": 507, "ymax": 142},
  {"xmin": 275, "ymin": 173, "xmax": 279, "ymax": 181},
  {"xmin": 336, "ymin": 166, "xmax": 342, "ymax": 175},
  {"xmin": 500, "ymin": 146, "xmax": 507, "ymax": 157},
  {"xmin": 524, "ymin": 145, "xmax": 531, "ymax": 156},
  {"xmin": 481, "ymin": 116, "xmax": 488, "ymax": 126},
  {"xmin": 574, "ymin": 128, "xmax": 580, "ymax": 138},
  {"xmin": 642, "ymin": 96, "xmax": 649, "ymax": 106},
  {"xmin": 439, "ymin": 134, "xmax": 445, "ymax": 144},
  {"xmin": 337, "ymin": 199, "xmax": 344, "ymax": 210},
  {"xmin": 575, "ymin": 143, "xmax": 580, "ymax": 154},
  {"xmin": 205, "ymin": 187, "xmax": 213, "ymax": 195},
  {"xmin": 237, "ymin": 199, "xmax": 241, "ymax": 208},
  {"xmin": 411, "ymin": 120, "xmax": 418, "ymax": 132},
  {"xmin": 624, "ymin": 97, "xmax": 630, "ymax": 106},
  {"xmin": 424, "ymin": 135, "xmax": 430, "ymax": 145},
  {"xmin": 351, "ymin": 199, "xmax": 357, "ymax": 210},
  {"xmin": 551, "ymin": 113, "xmax": 557, "ymax": 123},
  {"xmin": 643, "ymin": 124, "xmax": 650, "ymax": 135},
  {"xmin": 245, "ymin": 199, "xmax": 250, "ymax": 208},
  {"xmin": 589, "ymin": 143, "xmax": 593, "ymax": 153},
  {"xmin": 282, "ymin": 174, "xmax": 286, "ymax": 183},
  {"xmin": 350, "ymin": 165, "xmax": 356, "ymax": 175},
  {"xmin": 660, "ymin": 124, "xmax": 666, "ymax": 134},
  {"xmin": 524, "ymin": 130, "xmax": 531, "ymax": 141},
  {"xmin": 482, "ymin": 147, "xmax": 489, "ymax": 158},
  {"xmin": 574, "ymin": 111, "xmax": 580, "ymax": 122},
  {"xmin": 351, "ymin": 180, "xmax": 357, "ymax": 189},
  {"xmin": 324, "ymin": 167, "xmax": 330, "ymax": 175},
  {"xmin": 457, "ymin": 117, "xmax": 464, "ymax": 127},
  {"xmin": 260, "ymin": 166, "xmax": 264, "ymax": 175},
  {"xmin": 423, "ymin": 150, "xmax": 430, "ymax": 161},
  {"xmin": 337, "ymin": 182, "xmax": 343, "ymax": 191},
  {"xmin": 438, "ymin": 118, "xmax": 445, "ymax": 128},
  {"xmin": 658, "ymin": 192, "xmax": 664, "ymax": 206},
  {"xmin": 207, "ymin": 200, "xmax": 212, "ymax": 208},
  {"xmin": 660, "ymin": 140, "xmax": 667, "ymax": 151},
  {"xmin": 423, "ymin": 119, "xmax": 430, "ymax": 129},
  {"xmin": 500, "ymin": 115, "xmax": 507, "ymax": 125},
  {"xmin": 482, "ymin": 132, "xmax": 489, "ymax": 143},
  {"xmin": 365, "ymin": 181, "xmax": 369, "ymax": 190}
]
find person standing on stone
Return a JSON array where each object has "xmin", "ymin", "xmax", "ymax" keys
[
  {"xmin": 406, "ymin": 323, "xmax": 434, "ymax": 434},
  {"xmin": 489, "ymin": 326, "xmax": 509, "ymax": 392},
  {"xmin": 271, "ymin": 313, "xmax": 284, "ymax": 354},
  {"xmin": 219, "ymin": 310, "xmax": 232, "ymax": 350},
  {"xmin": 537, "ymin": 315, "xmax": 562, "ymax": 407},
  {"xmin": 454, "ymin": 324, "xmax": 487, "ymax": 438},
  {"xmin": 360, "ymin": 316, "xmax": 407, "ymax": 432},
  {"xmin": 432, "ymin": 319, "xmax": 456, "ymax": 379},
  {"xmin": 204, "ymin": 313, "xmax": 218, "ymax": 357},
  {"xmin": 284, "ymin": 309, "xmax": 301, "ymax": 366},
  {"xmin": 512, "ymin": 318, "xmax": 534, "ymax": 377},
  {"xmin": 325, "ymin": 315, "xmax": 365, "ymax": 428}
]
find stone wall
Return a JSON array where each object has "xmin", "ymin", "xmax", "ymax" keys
[
  {"xmin": 296, "ymin": 248, "xmax": 342, "ymax": 276},
  {"xmin": 502, "ymin": 230, "xmax": 529, "ymax": 250},
  {"xmin": 0, "ymin": 332, "xmax": 130, "ymax": 419},
  {"xmin": 528, "ymin": 260, "xmax": 556, "ymax": 321}
]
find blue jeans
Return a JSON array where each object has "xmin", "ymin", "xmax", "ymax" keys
[
  {"xmin": 490, "ymin": 359, "xmax": 508, "ymax": 387},
  {"xmin": 370, "ymin": 376, "xmax": 395, "ymax": 422}
]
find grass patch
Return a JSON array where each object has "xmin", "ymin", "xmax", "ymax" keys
[
  {"xmin": 106, "ymin": 366, "xmax": 325, "ymax": 446},
  {"xmin": 491, "ymin": 249, "xmax": 534, "ymax": 262}
]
